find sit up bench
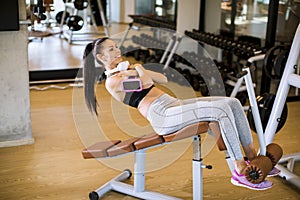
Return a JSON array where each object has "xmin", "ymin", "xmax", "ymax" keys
[{"xmin": 82, "ymin": 121, "xmax": 228, "ymax": 200}]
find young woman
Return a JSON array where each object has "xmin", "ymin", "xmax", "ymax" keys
[{"xmin": 83, "ymin": 37, "xmax": 278, "ymax": 190}]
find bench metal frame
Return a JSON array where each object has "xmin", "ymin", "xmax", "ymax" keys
[
  {"xmin": 81, "ymin": 121, "xmax": 230, "ymax": 199},
  {"xmin": 88, "ymin": 134, "xmax": 213, "ymax": 200}
]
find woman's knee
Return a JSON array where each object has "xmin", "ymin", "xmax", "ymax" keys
[{"xmin": 225, "ymin": 97, "xmax": 243, "ymax": 109}]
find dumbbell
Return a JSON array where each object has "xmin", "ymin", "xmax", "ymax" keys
[
  {"xmin": 139, "ymin": 49, "xmax": 150, "ymax": 63},
  {"xmin": 122, "ymin": 45, "xmax": 135, "ymax": 57},
  {"xmin": 74, "ymin": 0, "xmax": 88, "ymax": 10},
  {"xmin": 189, "ymin": 75, "xmax": 200, "ymax": 91},
  {"xmin": 66, "ymin": 15, "xmax": 84, "ymax": 31},
  {"xmin": 55, "ymin": 11, "xmax": 70, "ymax": 24},
  {"xmin": 244, "ymin": 143, "xmax": 283, "ymax": 184},
  {"xmin": 181, "ymin": 69, "xmax": 192, "ymax": 85},
  {"xmin": 132, "ymin": 35, "xmax": 140, "ymax": 45}
]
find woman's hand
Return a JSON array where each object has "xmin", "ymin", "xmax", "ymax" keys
[
  {"xmin": 135, "ymin": 64, "xmax": 168, "ymax": 84},
  {"xmin": 118, "ymin": 69, "xmax": 138, "ymax": 77},
  {"xmin": 135, "ymin": 65, "xmax": 154, "ymax": 88}
]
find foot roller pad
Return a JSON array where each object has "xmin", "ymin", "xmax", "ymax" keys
[
  {"xmin": 244, "ymin": 155, "xmax": 273, "ymax": 184},
  {"xmin": 266, "ymin": 143, "xmax": 283, "ymax": 167}
]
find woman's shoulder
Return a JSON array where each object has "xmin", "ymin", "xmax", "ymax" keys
[
  {"xmin": 105, "ymin": 74, "xmax": 124, "ymax": 91},
  {"xmin": 105, "ymin": 76, "xmax": 125, "ymax": 102}
]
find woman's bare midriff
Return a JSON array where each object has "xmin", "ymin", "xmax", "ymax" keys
[{"xmin": 137, "ymin": 87, "xmax": 165, "ymax": 117}]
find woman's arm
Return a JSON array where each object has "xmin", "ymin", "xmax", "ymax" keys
[
  {"xmin": 105, "ymin": 75, "xmax": 125, "ymax": 102},
  {"xmin": 144, "ymin": 69, "xmax": 168, "ymax": 84},
  {"xmin": 119, "ymin": 64, "xmax": 168, "ymax": 85},
  {"xmin": 135, "ymin": 64, "xmax": 168, "ymax": 84}
]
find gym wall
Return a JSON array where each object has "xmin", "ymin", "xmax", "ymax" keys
[{"xmin": 110, "ymin": 0, "xmax": 135, "ymax": 23}]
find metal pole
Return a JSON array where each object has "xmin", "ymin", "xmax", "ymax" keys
[
  {"xmin": 230, "ymin": 0, "xmax": 237, "ymax": 36},
  {"xmin": 192, "ymin": 135, "xmax": 202, "ymax": 200},
  {"xmin": 261, "ymin": 0, "xmax": 279, "ymax": 95},
  {"xmin": 199, "ymin": 0, "xmax": 206, "ymax": 32},
  {"xmin": 134, "ymin": 150, "xmax": 146, "ymax": 193}
]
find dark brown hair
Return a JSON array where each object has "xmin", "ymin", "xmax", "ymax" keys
[{"xmin": 83, "ymin": 37, "xmax": 109, "ymax": 114}]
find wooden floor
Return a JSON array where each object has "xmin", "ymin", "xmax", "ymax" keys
[
  {"xmin": 0, "ymin": 23, "xmax": 300, "ymax": 200},
  {"xmin": 0, "ymin": 82, "xmax": 299, "ymax": 200}
]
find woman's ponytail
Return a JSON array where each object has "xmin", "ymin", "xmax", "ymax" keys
[
  {"xmin": 83, "ymin": 37, "xmax": 109, "ymax": 115},
  {"xmin": 83, "ymin": 42, "xmax": 98, "ymax": 114}
]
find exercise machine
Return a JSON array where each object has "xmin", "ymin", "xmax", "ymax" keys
[
  {"xmin": 235, "ymin": 23, "xmax": 300, "ymax": 189},
  {"xmin": 59, "ymin": 0, "xmax": 109, "ymax": 44},
  {"xmin": 79, "ymin": 23, "xmax": 290, "ymax": 200}
]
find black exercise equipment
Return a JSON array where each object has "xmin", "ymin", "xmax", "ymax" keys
[
  {"xmin": 247, "ymin": 93, "xmax": 288, "ymax": 133},
  {"xmin": 73, "ymin": 0, "xmax": 88, "ymax": 10},
  {"xmin": 235, "ymin": 91, "xmax": 248, "ymax": 106},
  {"xmin": 32, "ymin": 0, "xmax": 47, "ymax": 21},
  {"xmin": 264, "ymin": 45, "xmax": 291, "ymax": 79},
  {"xmin": 90, "ymin": 0, "xmax": 107, "ymax": 26},
  {"xmin": 274, "ymin": 48, "xmax": 290, "ymax": 79},
  {"xmin": 66, "ymin": 15, "xmax": 84, "ymax": 31},
  {"xmin": 185, "ymin": 30, "xmax": 264, "ymax": 60},
  {"xmin": 129, "ymin": 15, "xmax": 176, "ymax": 30},
  {"xmin": 55, "ymin": 11, "xmax": 70, "ymax": 24},
  {"xmin": 181, "ymin": 69, "xmax": 192, "ymax": 85},
  {"xmin": 60, "ymin": 0, "xmax": 109, "ymax": 43}
]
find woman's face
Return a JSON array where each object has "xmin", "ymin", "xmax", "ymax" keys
[{"xmin": 96, "ymin": 39, "xmax": 122, "ymax": 69}]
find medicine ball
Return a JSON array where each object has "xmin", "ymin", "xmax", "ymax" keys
[
  {"xmin": 247, "ymin": 93, "xmax": 288, "ymax": 134},
  {"xmin": 66, "ymin": 15, "xmax": 84, "ymax": 31}
]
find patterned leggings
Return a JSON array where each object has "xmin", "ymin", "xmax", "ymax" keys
[{"xmin": 146, "ymin": 94, "xmax": 253, "ymax": 160}]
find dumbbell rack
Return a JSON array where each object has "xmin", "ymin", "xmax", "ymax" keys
[
  {"xmin": 60, "ymin": 0, "xmax": 109, "ymax": 44},
  {"xmin": 119, "ymin": 15, "xmax": 176, "ymax": 48},
  {"xmin": 120, "ymin": 19, "xmax": 262, "ymax": 98},
  {"xmin": 185, "ymin": 29, "xmax": 265, "ymax": 60}
]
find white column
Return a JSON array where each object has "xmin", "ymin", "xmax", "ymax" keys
[
  {"xmin": 176, "ymin": 0, "xmax": 201, "ymax": 34},
  {"xmin": 0, "ymin": 0, "xmax": 33, "ymax": 147}
]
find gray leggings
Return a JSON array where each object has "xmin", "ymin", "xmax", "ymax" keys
[{"xmin": 146, "ymin": 94, "xmax": 253, "ymax": 160}]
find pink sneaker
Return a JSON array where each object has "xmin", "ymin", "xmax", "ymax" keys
[
  {"xmin": 245, "ymin": 160, "xmax": 280, "ymax": 177},
  {"xmin": 267, "ymin": 167, "xmax": 281, "ymax": 177},
  {"xmin": 231, "ymin": 170, "xmax": 273, "ymax": 190}
]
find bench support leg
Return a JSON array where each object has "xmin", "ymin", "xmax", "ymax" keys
[
  {"xmin": 90, "ymin": 169, "xmax": 131, "ymax": 200},
  {"xmin": 90, "ymin": 150, "xmax": 182, "ymax": 200},
  {"xmin": 192, "ymin": 135, "xmax": 213, "ymax": 200},
  {"xmin": 134, "ymin": 150, "xmax": 146, "ymax": 192},
  {"xmin": 192, "ymin": 135, "xmax": 203, "ymax": 200},
  {"xmin": 193, "ymin": 159, "xmax": 203, "ymax": 200}
]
